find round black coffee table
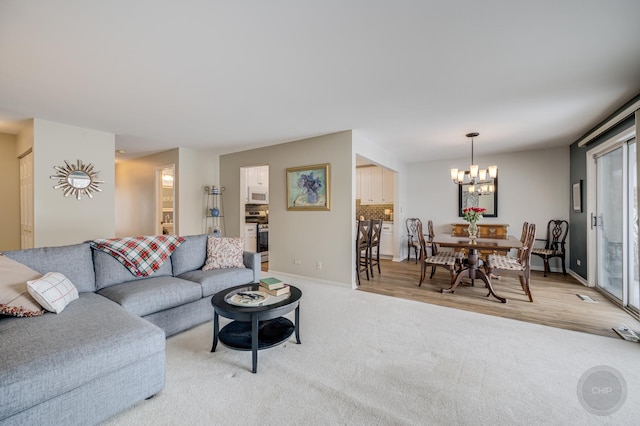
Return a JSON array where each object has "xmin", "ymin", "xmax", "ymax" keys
[{"xmin": 210, "ymin": 283, "xmax": 302, "ymax": 373}]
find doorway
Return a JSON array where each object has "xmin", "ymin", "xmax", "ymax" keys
[
  {"xmin": 588, "ymin": 131, "xmax": 638, "ymax": 315},
  {"xmin": 156, "ymin": 165, "xmax": 175, "ymax": 235}
]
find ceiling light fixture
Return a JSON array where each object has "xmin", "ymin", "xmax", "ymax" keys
[{"xmin": 450, "ymin": 132, "xmax": 497, "ymax": 195}]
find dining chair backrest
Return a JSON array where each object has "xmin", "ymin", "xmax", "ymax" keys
[
  {"xmin": 520, "ymin": 221, "xmax": 529, "ymax": 244},
  {"xmin": 426, "ymin": 219, "xmax": 439, "ymax": 255},
  {"xmin": 519, "ymin": 223, "xmax": 537, "ymax": 266},
  {"xmin": 415, "ymin": 219, "xmax": 426, "ymax": 259},
  {"xmin": 543, "ymin": 219, "xmax": 569, "ymax": 251}
]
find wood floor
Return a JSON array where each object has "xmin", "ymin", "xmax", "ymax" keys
[{"xmin": 356, "ymin": 258, "xmax": 640, "ymax": 340}]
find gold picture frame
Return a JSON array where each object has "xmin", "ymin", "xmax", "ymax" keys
[{"xmin": 286, "ymin": 163, "xmax": 330, "ymax": 211}]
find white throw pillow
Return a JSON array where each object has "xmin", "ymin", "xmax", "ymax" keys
[{"xmin": 27, "ymin": 272, "xmax": 79, "ymax": 314}]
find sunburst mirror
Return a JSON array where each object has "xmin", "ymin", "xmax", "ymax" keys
[{"xmin": 50, "ymin": 160, "xmax": 104, "ymax": 200}]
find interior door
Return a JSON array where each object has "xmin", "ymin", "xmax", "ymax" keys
[{"xmin": 19, "ymin": 151, "xmax": 34, "ymax": 249}]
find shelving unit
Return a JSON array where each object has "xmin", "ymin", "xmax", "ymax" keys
[{"xmin": 205, "ymin": 186, "xmax": 225, "ymax": 236}]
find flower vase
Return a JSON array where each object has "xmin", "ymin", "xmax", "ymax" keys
[
  {"xmin": 468, "ymin": 222, "xmax": 478, "ymax": 239},
  {"xmin": 307, "ymin": 190, "xmax": 318, "ymax": 204}
]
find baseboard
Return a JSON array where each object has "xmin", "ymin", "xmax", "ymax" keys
[
  {"xmin": 568, "ymin": 270, "xmax": 589, "ymax": 286},
  {"xmin": 265, "ymin": 269, "xmax": 352, "ymax": 289}
]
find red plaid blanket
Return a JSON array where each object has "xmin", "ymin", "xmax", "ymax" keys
[{"xmin": 90, "ymin": 235, "xmax": 185, "ymax": 277}]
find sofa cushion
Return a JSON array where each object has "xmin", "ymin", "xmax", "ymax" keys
[
  {"xmin": 27, "ymin": 272, "xmax": 79, "ymax": 314},
  {"xmin": 97, "ymin": 276, "xmax": 202, "ymax": 317},
  {"xmin": 202, "ymin": 237, "xmax": 246, "ymax": 270},
  {"xmin": 2, "ymin": 243, "xmax": 96, "ymax": 293},
  {"xmin": 93, "ymin": 248, "xmax": 173, "ymax": 290},
  {"xmin": 0, "ymin": 293, "xmax": 165, "ymax": 421},
  {"xmin": 170, "ymin": 234, "xmax": 208, "ymax": 276},
  {"xmin": 178, "ymin": 268, "xmax": 255, "ymax": 297},
  {"xmin": 0, "ymin": 255, "xmax": 45, "ymax": 317}
]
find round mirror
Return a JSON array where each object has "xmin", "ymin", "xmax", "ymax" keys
[{"xmin": 67, "ymin": 171, "xmax": 91, "ymax": 189}]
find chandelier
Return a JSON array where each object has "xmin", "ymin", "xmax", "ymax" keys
[{"xmin": 450, "ymin": 132, "xmax": 497, "ymax": 195}]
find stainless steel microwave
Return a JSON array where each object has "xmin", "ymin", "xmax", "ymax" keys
[{"xmin": 248, "ymin": 186, "xmax": 269, "ymax": 204}]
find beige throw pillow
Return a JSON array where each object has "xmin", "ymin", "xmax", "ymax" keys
[
  {"xmin": 0, "ymin": 254, "xmax": 45, "ymax": 317},
  {"xmin": 202, "ymin": 237, "xmax": 246, "ymax": 270}
]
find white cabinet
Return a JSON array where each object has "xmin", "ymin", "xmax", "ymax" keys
[
  {"xmin": 247, "ymin": 165, "xmax": 269, "ymax": 190},
  {"xmin": 380, "ymin": 222, "xmax": 394, "ymax": 256},
  {"xmin": 382, "ymin": 169, "xmax": 394, "ymax": 203},
  {"xmin": 244, "ymin": 224, "xmax": 257, "ymax": 252},
  {"xmin": 358, "ymin": 166, "xmax": 394, "ymax": 205}
]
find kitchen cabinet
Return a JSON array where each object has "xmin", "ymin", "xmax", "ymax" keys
[
  {"xmin": 244, "ymin": 223, "xmax": 257, "ymax": 252},
  {"xmin": 358, "ymin": 166, "xmax": 394, "ymax": 205},
  {"xmin": 247, "ymin": 165, "xmax": 269, "ymax": 189},
  {"xmin": 380, "ymin": 221, "xmax": 394, "ymax": 256}
]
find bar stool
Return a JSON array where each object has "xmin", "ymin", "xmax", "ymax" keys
[{"xmin": 356, "ymin": 219, "xmax": 371, "ymax": 285}]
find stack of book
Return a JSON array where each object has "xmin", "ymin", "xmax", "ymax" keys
[{"xmin": 259, "ymin": 277, "xmax": 290, "ymax": 296}]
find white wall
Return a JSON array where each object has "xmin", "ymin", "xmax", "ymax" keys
[
  {"xmin": 0, "ymin": 133, "xmax": 20, "ymax": 250},
  {"xmin": 32, "ymin": 119, "xmax": 115, "ymax": 247},
  {"xmin": 407, "ymin": 146, "xmax": 571, "ymax": 271}
]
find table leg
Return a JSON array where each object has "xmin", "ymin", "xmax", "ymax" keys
[
  {"xmin": 295, "ymin": 305, "xmax": 301, "ymax": 344},
  {"xmin": 211, "ymin": 311, "xmax": 219, "ymax": 352},
  {"xmin": 441, "ymin": 248, "xmax": 507, "ymax": 303},
  {"xmin": 251, "ymin": 314, "xmax": 259, "ymax": 374}
]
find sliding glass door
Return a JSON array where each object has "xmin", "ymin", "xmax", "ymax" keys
[
  {"xmin": 596, "ymin": 146, "xmax": 623, "ymax": 301},
  {"xmin": 594, "ymin": 138, "xmax": 638, "ymax": 313}
]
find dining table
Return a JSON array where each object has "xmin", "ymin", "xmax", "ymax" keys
[{"xmin": 432, "ymin": 233, "xmax": 523, "ymax": 303}]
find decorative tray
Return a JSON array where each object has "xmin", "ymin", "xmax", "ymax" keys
[{"xmin": 226, "ymin": 291, "xmax": 271, "ymax": 307}]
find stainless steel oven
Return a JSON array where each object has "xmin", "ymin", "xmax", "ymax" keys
[{"xmin": 257, "ymin": 224, "xmax": 268, "ymax": 263}]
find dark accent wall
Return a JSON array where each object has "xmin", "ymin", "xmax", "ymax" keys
[{"xmin": 569, "ymin": 115, "xmax": 635, "ymax": 279}]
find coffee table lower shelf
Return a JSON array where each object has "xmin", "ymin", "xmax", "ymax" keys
[{"xmin": 218, "ymin": 317, "xmax": 295, "ymax": 350}]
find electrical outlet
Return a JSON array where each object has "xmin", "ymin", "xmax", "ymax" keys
[
  {"xmin": 577, "ymin": 259, "xmax": 581, "ymax": 266},
  {"xmin": 316, "ymin": 261, "xmax": 322, "ymax": 269}
]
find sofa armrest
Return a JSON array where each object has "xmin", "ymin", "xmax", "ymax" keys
[{"xmin": 243, "ymin": 251, "xmax": 261, "ymax": 283}]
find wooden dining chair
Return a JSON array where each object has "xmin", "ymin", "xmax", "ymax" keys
[
  {"xmin": 369, "ymin": 219, "xmax": 383, "ymax": 277},
  {"xmin": 531, "ymin": 219, "xmax": 569, "ymax": 276},
  {"xmin": 417, "ymin": 220, "xmax": 458, "ymax": 286},
  {"xmin": 356, "ymin": 219, "xmax": 371, "ymax": 285},
  {"xmin": 406, "ymin": 218, "xmax": 422, "ymax": 263},
  {"xmin": 486, "ymin": 223, "xmax": 536, "ymax": 302}
]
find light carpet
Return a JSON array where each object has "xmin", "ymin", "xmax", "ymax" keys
[{"xmin": 105, "ymin": 276, "xmax": 639, "ymax": 425}]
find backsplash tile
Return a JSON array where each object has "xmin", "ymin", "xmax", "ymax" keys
[{"xmin": 356, "ymin": 200, "xmax": 394, "ymax": 221}]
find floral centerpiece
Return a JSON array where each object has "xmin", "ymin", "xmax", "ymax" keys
[
  {"xmin": 297, "ymin": 171, "xmax": 322, "ymax": 204},
  {"xmin": 462, "ymin": 206, "xmax": 486, "ymax": 238}
]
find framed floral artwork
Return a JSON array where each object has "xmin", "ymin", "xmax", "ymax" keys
[{"xmin": 286, "ymin": 163, "xmax": 330, "ymax": 211}]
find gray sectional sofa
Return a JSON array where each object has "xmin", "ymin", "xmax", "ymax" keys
[{"xmin": 0, "ymin": 234, "xmax": 260, "ymax": 426}]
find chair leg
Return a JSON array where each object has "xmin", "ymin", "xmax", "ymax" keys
[
  {"xmin": 561, "ymin": 256, "xmax": 567, "ymax": 275},
  {"xmin": 429, "ymin": 265, "xmax": 436, "ymax": 279},
  {"xmin": 543, "ymin": 258, "xmax": 549, "ymax": 277},
  {"xmin": 519, "ymin": 275, "xmax": 533, "ymax": 302},
  {"xmin": 419, "ymin": 262, "xmax": 425, "ymax": 287},
  {"xmin": 414, "ymin": 247, "xmax": 418, "ymax": 264}
]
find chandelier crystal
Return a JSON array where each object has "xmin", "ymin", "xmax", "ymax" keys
[{"xmin": 450, "ymin": 132, "xmax": 497, "ymax": 195}]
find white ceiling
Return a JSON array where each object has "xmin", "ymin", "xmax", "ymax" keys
[{"xmin": 1, "ymin": 1, "xmax": 640, "ymax": 162}]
